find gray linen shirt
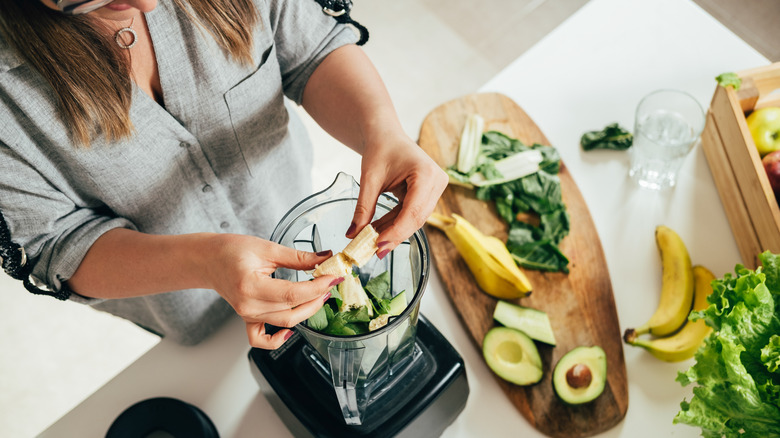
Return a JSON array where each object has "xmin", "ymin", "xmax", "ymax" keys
[{"xmin": 0, "ymin": 0, "xmax": 357, "ymax": 344}]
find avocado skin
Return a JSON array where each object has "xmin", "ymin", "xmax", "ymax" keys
[{"xmin": 552, "ymin": 346, "xmax": 607, "ymax": 405}]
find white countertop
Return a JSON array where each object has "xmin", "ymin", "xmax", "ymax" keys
[{"xmin": 42, "ymin": 0, "xmax": 771, "ymax": 437}]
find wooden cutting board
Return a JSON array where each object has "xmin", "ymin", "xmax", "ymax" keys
[{"xmin": 418, "ymin": 93, "xmax": 628, "ymax": 437}]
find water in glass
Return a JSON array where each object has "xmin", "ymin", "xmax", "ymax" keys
[{"xmin": 629, "ymin": 109, "xmax": 697, "ymax": 190}]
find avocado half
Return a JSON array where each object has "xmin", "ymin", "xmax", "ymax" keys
[
  {"xmin": 552, "ymin": 346, "xmax": 607, "ymax": 405},
  {"xmin": 482, "ymin": 327, "xmax": 543, "ymax": 386}
]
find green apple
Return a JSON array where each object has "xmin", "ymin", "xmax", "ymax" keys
[{"xmin": 747, "ymin": 107, "xmax": 780, "ymax": 156}]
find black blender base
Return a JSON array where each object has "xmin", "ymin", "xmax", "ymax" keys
[{"xmin": 248, "ymin": 315, "xmax": 469, "ymax": 438}]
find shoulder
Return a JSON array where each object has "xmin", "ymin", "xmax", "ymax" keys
[{"xmin": 0, "ymin": 32, "xmax": 25, "ymax": 74}]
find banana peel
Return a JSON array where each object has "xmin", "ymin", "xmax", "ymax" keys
[
  {"xmin": 427, "ymin": 212, "xmax": 532, "ymax": 299},
  {"xmin": 624, "ymin": 265, "xmax": 714, "ymax": 362}
]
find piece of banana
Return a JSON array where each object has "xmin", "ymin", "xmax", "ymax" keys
[
  {"xmin": 426, "ymin": 212, "xmax": 532, "ymax": 299},
  {"xmin": 342, "ymin": 224, "xmax": 380, "ymax": 267},
  {"xmin": 369, "ymin": 314, "xmax": 390, "ymax": 331},
  {"xmin": 338, "ymin": 275, "xmax": 374, "ymax": 316},
  {"xmin": 624, "ymin": 225, "xmax": 694, "ymax": 339},
  {"xmin": 312, "ymin": 252, "xmax": 353, "ymax": 278},
  {"xmin": 624, "ymin": 265, "xmax": 714, "ymax": 362},
  {"xmin": 312, "ymin": 224, "xmax": 379, "ymax": 278}
]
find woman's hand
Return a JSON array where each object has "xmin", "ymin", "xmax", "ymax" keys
[
  {"xmin": 300, "ymin": 45, "xmax": 448, "ymax": 254},
  {"xmin": 348, "ymin": 131, "xmax": 448, "ymax": 257},
  {"xmin": 204, "ymin": 234, "xmax": 342, "ymax": 349}
]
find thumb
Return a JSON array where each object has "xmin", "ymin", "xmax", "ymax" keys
[{"xmin": 268, "ymin": 244, "xmax": 333, "ymax": 271}]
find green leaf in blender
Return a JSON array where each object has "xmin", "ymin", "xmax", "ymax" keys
[
  {"xmin": 365, "ymin": 271, "xmax": 391, "ymax": 301},
  {"xmin": 329, "ymin": 285, "xmax": 342, "ymax": 309},
  {"xmin": 342, "ymin": 306, "xmax": 372, "ymax": 323},
  {"xmin": 307, "ymin": 305, "xmax": 329, "ymax": 331},
  {"xmin": 309, "ymin": 269, "xmax": 409, "ymax": 336}
]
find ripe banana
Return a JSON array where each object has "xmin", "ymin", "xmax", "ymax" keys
[
  {"xmin": 312, "ymin": 224, "xmax": 379, "ymax": 278},
  {"xmin": 624, "ymin": 265, "xmax": 714, "ymax": 362},
  {"xmin": 426, "ymin": 212, "xmax": 532, "ymax": 299},
  {"xmin": 624, "ymin": 225, "xmax": 694, "ymax": 339}
]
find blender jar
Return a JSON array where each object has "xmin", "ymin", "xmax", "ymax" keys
[{"xmin": 270, "ymin": 172, "xmax": 431, "ymax": 426}]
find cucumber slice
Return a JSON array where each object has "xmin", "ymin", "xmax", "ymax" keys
[
  {"xmin": 493, "ymin": 300, "xmax": 556, "ymax": 345},
  {"xmin": 388, "ymin": 290, "xmax": 407, "ymax": 316}
]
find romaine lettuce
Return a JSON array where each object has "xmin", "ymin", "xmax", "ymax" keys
[{"xmin": 674, "ymin": 251, "xmax": 780, "ymax": 436}]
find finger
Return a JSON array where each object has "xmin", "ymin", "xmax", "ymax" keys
[
  {"xmin": 266, "ymin": 243, "xmax": 333, "ymax": 271},
  {"xmin": 347, "ymin": 174, "xmax": 383, "ymax": 238},
  {"xmin": 376, "ymin": 181, "xmax": 440, "ymax": 256},
  {"xmin": 254, "ymin": 293, "xmax": 330, "ymax": 328},
  {"xmin": 248, "ymin": 278, "xmax": 337, "ymax": 317},
  {"xmin": 371, "ymin": 206, "xmax": 400, "ymax": 234},
  {"xmin": 255, "ymin": 274, "xmax": 341, "ymax": 307},
  {"xmin": 246, "ymin": 322, "xmax": 293, "ymax": 350}
]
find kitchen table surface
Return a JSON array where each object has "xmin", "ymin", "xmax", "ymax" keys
[{"xmin": 42, "ymin": 0, "xmax": 771, "ymax": 437}]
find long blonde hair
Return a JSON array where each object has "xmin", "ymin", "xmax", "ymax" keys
[{"xmin": 0, "ymin": 0, "xmax": 259, "ymax": 146}]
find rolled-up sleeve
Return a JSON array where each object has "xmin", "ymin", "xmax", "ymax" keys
[
  {"xmin": 267, "ymin": 0, "xmax": 359, "ymax": 104},
  {"xmin": 0, "ymin": 141, "xmax": 136, "ymax": 302}
]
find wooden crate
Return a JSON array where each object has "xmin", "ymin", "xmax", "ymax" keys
[{"xmin": 701, "ymin": 62, "xmax": 780, "ymax": 268}]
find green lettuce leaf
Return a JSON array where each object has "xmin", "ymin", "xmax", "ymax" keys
[{"xmin": 675, "ymin": 251, "xmax": 780, "ymax": 436}]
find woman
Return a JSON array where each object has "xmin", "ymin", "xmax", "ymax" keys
[{"xmin": 0, "ymin": 0, "xmax": 447, "ymax": 349}]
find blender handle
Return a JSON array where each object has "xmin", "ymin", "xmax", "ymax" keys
[{"xmin": 327, "ymin": 344, "xmax": 365, "ymax": 425}]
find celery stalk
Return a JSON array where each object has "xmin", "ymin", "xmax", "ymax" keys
[
  {"xmin": 469, "ymin": 150, "xmax": 543, "ymax": 187},
  {"xmin": 456, "ymin": 114, "xmax": 484, "ymax": 173}
]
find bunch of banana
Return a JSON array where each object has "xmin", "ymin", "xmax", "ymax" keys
[
  {"xmin": 426, "ymin": 212, "xmax": 532, "ymax": 299},
  {"xmin": 623, "ymin": 225, "xmax": 715, "ymax": 362},
  {"xmin": 625, "ymin": 266, "xmax": 714, "ymax": 362}
]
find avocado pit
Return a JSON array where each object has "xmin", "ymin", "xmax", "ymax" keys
[
  {"xmin": 553, "ymin": 346, "xmax": 607, "ymax": 405},
  {"xmin": 565, "ymin": 363, "xmax": 592, "ymax": 388}
]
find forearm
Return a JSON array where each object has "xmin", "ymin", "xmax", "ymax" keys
[
  {"xmin": 67, "ymin": 228, "xmax": 215, "ymax": 299},
  {"xmin": 301, "ymin": 44, "xmax": 406, "ymax": 153}
]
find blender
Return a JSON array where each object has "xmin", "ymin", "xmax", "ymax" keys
[{"xmin": 248, "ymin": 173, "xmax": 469, "ymax": 437}]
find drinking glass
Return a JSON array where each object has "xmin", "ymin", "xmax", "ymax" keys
[{"xmin": 628, "ymin": 89, "xmax": 705, "ymax": 190}]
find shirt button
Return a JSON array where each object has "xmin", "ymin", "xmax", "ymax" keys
[
  {"xmin": 202, "ymin": 184, "xmax": 212, "ymax": 193},
  {"xmin": 179, "ymin": 142, "xmax": 190, "ymax": 148},
  {"xmin": 220, "ymin": 222, "xmax": 230, "ymax": 229}
]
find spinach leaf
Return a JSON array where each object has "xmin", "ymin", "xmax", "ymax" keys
[
  {"xmin": 365, "ymin": 271, "xmax": 391, "ymax": 301},
  {"xmin": 516, "ymin": 171, "xmax": 564, "ymax": 214},
  {"xmin": 540, "ymin": 208, "xmax": 570, "ymax": 245},
  {"xmin": 329, "ymin": 285, "xmax": 342, "ymax": 309},
  {"xmin": 580, "ymin": 123, "xmax": 633, "ymax": 151},
  {"xmin": 307, "ymin": 305, "xmax": 329, "ymax": 331},
  {"xmin": 507, "ymin": 226, "xmax": 570, "ymax": 273},
  {"xmin": 342, "ymin": 306, "xmax": 371, "ymax": 323},
  {"xmin": 532, "ymin": 143, "xmax": 561, "ymax": 174},
  {"xmin": 448, "ymin": 130, "xmax": 570, "ymax": 273}
]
